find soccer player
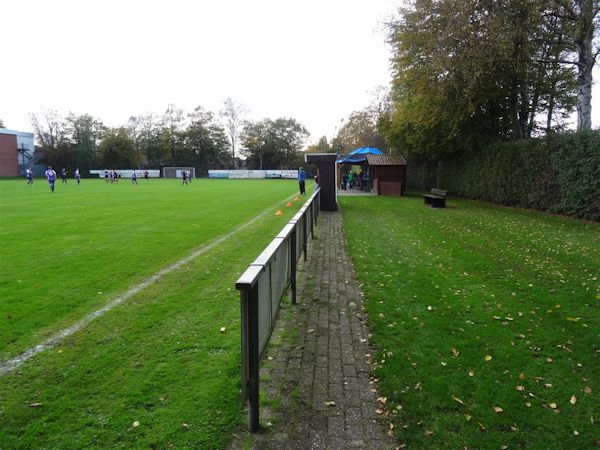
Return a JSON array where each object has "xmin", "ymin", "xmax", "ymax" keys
[
  {"xmin": 144, "ymin": 170, "xmax": 149, "ymax": 181},
  {"xmin": 45, "ymin": 165, "xmax": 57, "ymax": 192},
  {"xmin": 26, "ymin": 167, "xmax": 33, "ymax": 186},
  {"xmin": 61, "ymin": 168, "xmax": 68, "ymax": 184},
  {"xmin": 182, "ymin": 170, "xmax": 189, "ymax": 186},
  {"xmin": 131, "ymin": 170, "xmax": 138, "ymax": 185},
  {"xmin": 74, "ymin": 168, "xmax": 81, "ymax": 185},
  {"xmin": 104, "ymin": 169, "xmax": 109, "ymax": 182}
]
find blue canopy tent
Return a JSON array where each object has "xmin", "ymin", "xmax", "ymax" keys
[{"xmin": 336, "ymin": 146, "xmax": 384, "ymax": 164}]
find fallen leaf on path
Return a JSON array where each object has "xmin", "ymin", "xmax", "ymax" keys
[{"xmin": 324, "ymin": 401, "xmax": 336, "ymax": 406}]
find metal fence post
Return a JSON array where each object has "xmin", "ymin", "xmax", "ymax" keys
[
  {"xmin": 290, "ymin": 229, "xmax": 297, "ymax": 305},
  {"xmin": 310, "ymin": 204, "xmax": 314, "ymax": 239},
  {"xmin": 247, "ymin": 283, "xmax": 260, "ymax": 432},
  {"xmin": 302, "ymin": 212, "xmax": 308, "ymax": 262}
]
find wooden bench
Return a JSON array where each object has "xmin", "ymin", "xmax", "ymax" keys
[{"xmin": 422, "ymin": 188, "xmax": 447, "ymax": 208}]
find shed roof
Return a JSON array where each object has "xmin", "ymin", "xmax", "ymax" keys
[{"xmin": 366, "ymin": 154, "xmax": 407, "ymax": 166}]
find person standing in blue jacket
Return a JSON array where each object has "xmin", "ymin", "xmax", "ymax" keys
[{"xmin": 298, "ymin": 166, "xmax": 306, "ymax": 195}]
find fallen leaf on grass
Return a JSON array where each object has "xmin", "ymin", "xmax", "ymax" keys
[
  {"xmin": 132, "ymin": 421, "xmax": 140, "ymax": 428},
  {"xmin": 570, "ymin": 395, "xmax": 577, "ymax": 405},
  {"xmin": 484, "ymin": 355, "xmax": 492, "ymax": 362},
  {"xmin": 377, "ymin": 397, "xmax": 387, "ymax": 405},
  {"xmin": 452, "ymin": 396, "xmax": 464, "ymax": 405},
  {"xmin": 375, "ymin": 408, "xmax": 385, "ymax": 414},
  {"xmin": 182, "ymin": 423, "xmax": 189, "ymax": 429},
  {"xmin": 549, "ymin": 402, "xmax": 558, "ymax": 409},
  {"xmin": 516, "ymin": 385, "xmax": 525, "ymax": 391},
  {"xmin": 493, "ymin": 406, "xmax": 503, "ymax": 413},
  {"xmin": 465, "ymin": 414, "xmax": 472, "ymax": 421},
  {"xmin": 29, "ymin": 403, "xmax": 43, "ymax": 408},
  {"xmin": 424, "ymin": 430, "xmax": 433, "ymax": 436},
  {"xmin": 573, "ymin": 430, "xmax": 579, "ymax": 436},
  {"xmin": 584, "ymin": 386, "xmax": 592, "ymax": 394},
  {"xmin": 468, "ymin": 370, "xmax": 475, "ymax": 377},
  {"xmin": 519, "ymin": 373, "xmax": 526, "ymax": 380},
  {"xmin": 452, "ymin": 348, "xmax": 460, "ymax": 357},
  {"xmin": 219, "ymin": 327, "xmax": 226, "ymax": 333}
]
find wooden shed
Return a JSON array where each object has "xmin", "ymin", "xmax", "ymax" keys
[{"xmin": 366, "ymin": 154, "xmax": 407, "ymax": 196}]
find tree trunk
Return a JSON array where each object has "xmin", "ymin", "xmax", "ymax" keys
[{"xmin": 575, "ymin": 0, "xmax": 595, "ymax": 130}]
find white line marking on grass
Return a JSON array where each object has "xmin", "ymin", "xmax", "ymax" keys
[{"xmin": 0, "ymin": 198, "xmax": 291, "ymax": 376}]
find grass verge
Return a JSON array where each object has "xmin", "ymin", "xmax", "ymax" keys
[{"xmin": 340, "ymin": 192, "xmax": 599, "ymax": 449}]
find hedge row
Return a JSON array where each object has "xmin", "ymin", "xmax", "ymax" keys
[{"xmin": 406, "ymin": 129, "xmax": 600, "ymax": 221}]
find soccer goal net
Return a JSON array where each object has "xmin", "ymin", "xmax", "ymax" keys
[{"xmin": 162, "ymin": 167, "xmax": 196, "ymax": 179}]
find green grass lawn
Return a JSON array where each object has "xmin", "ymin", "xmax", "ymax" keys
[
  {"xmin": 340, "ymin": 193, "xmax": 599, "ymax": 449},
  {"xmin": 0, "ymin": 178, "xmax": 307, "ymax": 449}
]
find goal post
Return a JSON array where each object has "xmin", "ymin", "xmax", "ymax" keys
[{"xmin": 162, "ymin": 167, "xmax": 196, "ymax": 179}]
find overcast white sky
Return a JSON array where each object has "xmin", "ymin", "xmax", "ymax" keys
[
  {"xmin": 1, "ymin": 0, "xmax": 397, "ymax": 144},
  {"xmin": 1, "ymin": 0, "xmax": 598, "ymax": 145}
]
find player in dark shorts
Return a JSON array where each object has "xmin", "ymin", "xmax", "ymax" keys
[
  {"xmin": 131, "ymin": 171, "xmax": 138, "ymax": 185},
  {"xmin": 182, "ymin": 170, "xmax": 189, "ymax": 186},
  {"xmin": 26, "ymin": 167, "xmax": 33, "ymax": 186},
  {"xmin": 45, "ymin": 166, "xmax": 57, "ymax": 192},
  {"xmin": 144, "ymin": 170, "xmax": 149, "ymax": 180},
  {"xmin": 74, "ymin": 168, "xmax": 81, "ymax": 185},
  {"xmin": 61, "ymin": 168, "xmax": 68, "ymax": 184}
]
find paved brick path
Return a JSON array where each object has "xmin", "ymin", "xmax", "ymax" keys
[{"xmin": 230, "ymin": 211, "xmax": 395, "ymax": 449}]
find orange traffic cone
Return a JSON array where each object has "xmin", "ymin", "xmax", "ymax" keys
[
  {"xmin": 275, "ymin": 210, "xmax": 284, "ymax": 216},
  {"xmin": 286, "ymin": 202, "xmax": 293, "ymax": 207}
]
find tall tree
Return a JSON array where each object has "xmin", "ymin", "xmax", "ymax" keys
[
  {"xmin": 96, "ymin": 128, "xmax": 138, "ymax": 168},
  {"xmin": 385, "ymin": 0, "xmax": 578, "ymax": 157},
  {"xmin": 553, "ymin": 0, "xmax": 600, "ymax": 129},
  {"xmin": 305, "ymin": 136, "xmax": 333, "ymax": 153},
  {"xmin": 181, "ymin": 106, "xmax": 231, "ymax": 174},
  {"xmin": 29, "ymin": 109, "xmax": 73, "ymax": 169},
  {"xmin": 335, "ymin": 109, "xmax": 389, "ymax": 153},
  {"xmin": 67, "ymin": 114, "xmax": 104, "ymax": 174},
  {"xmin": 161, "ymin": 104, "xmax": 185, "ymax": 164},
  {"xmin": 220, "ymin": 98, "xmax": 248, "ymax": 167},
  {"xmin": 29, "ymin": 109, "xmax": 69, "ymax": 151},
  {"xmin": 241, "ymin": 118, "xmax": 309, "ymax": 170}
]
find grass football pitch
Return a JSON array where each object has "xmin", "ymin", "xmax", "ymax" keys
[{"xmin": 0, "ymin": 177, "xmax": 306, "ymax": 449}]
